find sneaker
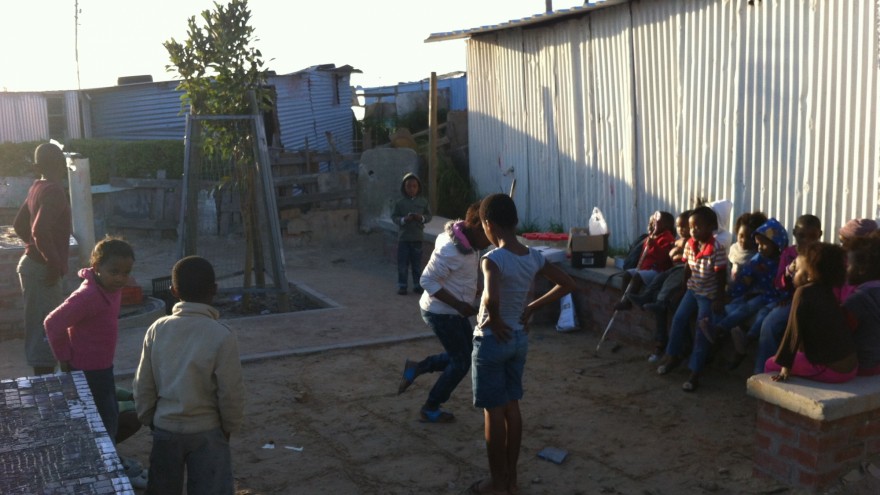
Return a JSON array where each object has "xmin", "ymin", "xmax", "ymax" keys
[
  {"xmin": 128, "ymin": 470, "xmax": 148, "ymax": 490},
  {"xmin": 397, "ymin": 287, "xmax": 407, "ymax": 295},
  {"xmin": 397, "ymin": 359, "xmax": 418, "ymax": 394},
  {"xmin": 120, "ymin": 457, "xmax": 143, "ymax": 478},
  {"xmin": 419, "ymin": 407, "xmax": 455, "ymax": 423}
]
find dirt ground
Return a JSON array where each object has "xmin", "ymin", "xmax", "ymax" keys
[{"xmin": 4, "ymin": 231, "xmax": 879, "ymax": 494}]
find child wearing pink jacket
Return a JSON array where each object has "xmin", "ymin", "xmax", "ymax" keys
[{"xmin": 44, "ymin": 237, "xmax": 135, "ymax": 442}]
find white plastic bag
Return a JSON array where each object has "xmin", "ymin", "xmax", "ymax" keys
[
  {"xmin": 588, "ymin": 207, "xmax": 608, "ymax": 235},
  {"xmin": 556, "ymin": 294, "xmax": 579, "ymax": 332}
]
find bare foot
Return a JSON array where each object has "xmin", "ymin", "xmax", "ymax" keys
[{"xmin": 468, "ymin": 478, "xmax": 509, "ymax": 494}]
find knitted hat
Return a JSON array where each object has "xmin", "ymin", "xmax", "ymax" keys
[{"xmin": 838, "ymin": 218, "xmax": 878, "ymax": 239}]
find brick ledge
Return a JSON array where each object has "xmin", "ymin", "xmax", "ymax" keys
[{"xmin": 747, "ymin": 373, "xmax": 880, "ymax": 422}]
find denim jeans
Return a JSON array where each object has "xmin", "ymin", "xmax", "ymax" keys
[
  {"xmin": 419, "ymin": 310, "xmax": 474, "ymax": 408},
  {"xmin": 715, "ymin": 295, "xmax": 769, "ymax": 332},
  {"xmin": 76, "ymin": 367, "xmax": 118, "ymax": 442},
  {"xmin": 472, "ymin": 331, "xmax": 528, "ymax": 409},
  {"xmin": 147, "ymin": 427, "xmax": 233, "ymax": 495},
  {"xmin": 755, "ymin": 302, "xmax": 791, "ymax": 374},
  {"xmin": 397, "ymin": 241, "xmax": 423, "ymax": 290},
  {"xmin": 665, "ymin": 289, "xmax": 713, "ymax": 374}
]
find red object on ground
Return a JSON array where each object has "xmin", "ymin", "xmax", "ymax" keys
[{"xmin": 121, "ymin": 286, "xmax": 143, "ymax": 306}]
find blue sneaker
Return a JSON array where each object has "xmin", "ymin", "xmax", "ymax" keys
[
  {"xmin": 419, "ymin": 407, "xmax": 455, "ymax": 423},
  {"xmin": 397, "ymin": 360, "xmax": 418, "ymax": 394}
]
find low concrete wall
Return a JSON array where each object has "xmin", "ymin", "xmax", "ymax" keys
[{"xmin": 747, "ymin": 373, "xmax": 880, "ymax": 490}]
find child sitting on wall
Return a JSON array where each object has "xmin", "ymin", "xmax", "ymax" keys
[
  {"xmin": 614, "ymin": 211, "xmax": 676, "ymax": 311},
  {"xmin": 843, "ymin": 233, "xmax": 880, "ymax": 376}
]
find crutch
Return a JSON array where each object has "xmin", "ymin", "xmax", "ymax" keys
[{"xmin": 595, "ymin": 219, "xmax": 655, "ymax": 353}]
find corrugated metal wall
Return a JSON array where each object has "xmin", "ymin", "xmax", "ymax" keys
[
  {"xmin": 467, "ymin": 0, "xmax": 880, "ymax": 247},
  {"xmin": 0, "ymin": 92, "xmax": 80, "ymax": 143},
  {"xmin": 361, "ymin": 76, "xmax": 468, "ymax": 112},
  {"xmin": 273, "ymin": 71, "xmax": 355, "ymax": 153},
  {"xmin": 87, "ymin": 82, "xmax": 186, "ymax": 141}
]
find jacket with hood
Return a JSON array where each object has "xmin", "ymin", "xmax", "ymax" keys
[
  {"xmin": 391, "ymin": 173, "xmax": 432, "ymax": 242},
  {"xmin": 844, "ymin": 280, "xmax": 880, "ymax": 371},
  {"xmin": 728, "ymin": 218, "xmax": 789, "ymax": 303},
  {"xmin": 43, "ymin": 267, "xmax": 121, "ymax": 370}
]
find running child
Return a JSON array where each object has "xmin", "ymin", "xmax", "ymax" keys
[
  {"xmin": 468, "ymin": 194, "xmax": 577, "ymax": 494},
  {"xmin": 397, "ymin": 202, "xmax": 491, "ymax": 423},
  {"xmin": 44, "ymin": 237, "xmax": 135, "ymax": 441}
]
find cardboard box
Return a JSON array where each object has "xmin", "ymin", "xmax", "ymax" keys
[{"xmin": 567, "ymin": 228, "xmax": 609, "ymax": 268}]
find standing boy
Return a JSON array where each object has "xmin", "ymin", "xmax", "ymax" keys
[
  {"xmin": 391, "ymin": 172, "xmax": 432, "ymax": 295},
  {"xmin": 133, "ymin": 256, "xmax": 244, "ymax": 495},
  {"xmin": 469, "ymin": 194, "xmax": 577, "ymax": 494},
  {"xmin": 13, "ymin": 142, "xmax": 72, "ymax": 375}
]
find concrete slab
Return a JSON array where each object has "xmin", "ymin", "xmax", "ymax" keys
[{"xmin": 746, "ymin": 373, "xmax": 880, "ymax": 421}]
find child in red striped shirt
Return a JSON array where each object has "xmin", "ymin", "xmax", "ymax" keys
[{"xmin": 656, "ymin": 206, "xmax": 727, "ymax": 392}]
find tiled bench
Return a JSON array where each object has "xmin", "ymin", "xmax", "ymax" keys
[
  {"xmin": 746, "ymin": 373, "xmax": 880, "ymax": 490},
  {"xmin": 0, "ymin": 371, "xmax": 133, "ymax": 494}
]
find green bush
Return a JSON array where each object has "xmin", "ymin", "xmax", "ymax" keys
[{"xmin": 0, "ymin": 139, "xmax": 185, "ymax": 183}]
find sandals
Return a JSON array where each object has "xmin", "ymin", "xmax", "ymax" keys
[
  {"xmin": 397, "ymin": 360, "xmax": 418, "ymax": 395},
  {"xmin": 657, "ymin": 356, "xmax": 682, "ymax": 375}
]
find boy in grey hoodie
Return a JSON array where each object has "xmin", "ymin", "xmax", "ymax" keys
[{"xmin": 391, "ymin": 173, "xmax": 432, "ymax": 295}]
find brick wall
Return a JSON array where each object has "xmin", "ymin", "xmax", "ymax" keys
[{"xmin": 753, "ymin": 400, "xmax": 880, "ymax": 489}]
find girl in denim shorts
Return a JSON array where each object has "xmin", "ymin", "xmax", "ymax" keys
[{"xmin": 468, "ymin": 194, "xmax": 577, "ymax": 495}]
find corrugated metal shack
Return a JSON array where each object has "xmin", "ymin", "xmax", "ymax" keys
[
  {"xmin": 428, "ymin": 0, "xmax": 880, "ymax": 248},
  {"xmin": 0, "ymin": 64, "xmax": 360, "ymax": 153},
  {"xmin": 0, "ymin": 91, "xmax": 82, "ymax": 143},
  {"xmin": 360, "ymin": 72, "xmax": 468, "ymax": 116}
]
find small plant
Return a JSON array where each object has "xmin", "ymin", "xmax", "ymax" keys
[
  {"xmin": 516, "ymin": 221, "xmax": 542, "ymax": 235},
  {"xmin": 548, "ymin": 221, "xmax": 564, "ymax": 233}
]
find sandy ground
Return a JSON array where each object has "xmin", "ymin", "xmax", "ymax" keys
[{"xmin": 3, "ymin": 232, "xmax": 879, "ymax": 494}]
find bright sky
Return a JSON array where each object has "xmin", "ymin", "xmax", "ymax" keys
[{"xmin": 0, "ymin": 0, "xmax": 585, "ymax": 92}]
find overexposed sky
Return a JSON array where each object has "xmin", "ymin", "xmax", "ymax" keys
[{"xmin": 0, "ymin": 0, "xmax": 584, "ymax": 92}]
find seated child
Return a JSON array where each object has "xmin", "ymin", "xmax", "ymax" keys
[
  {"xmin": 657, "ymin": 206, "xmax": 727, "ymax": 393},
  {"xmin": 630, "ymin": 209, "xmax": 692, "ymax": 362},
  {"xmin": 715, "ymin": 219, "xmax": 789, "ymax": 366},
  {"xmin": 615, "ymin": 211, "xmax": 675, "ymax": 310},
  {"xmin": 835, "ymin": 218, "xmax": 879, "ymax": 303},
  {"xmin": 753, "ymin": 214, "xmax": 822, "ymax": 374},
  {"xmin": 727, "ymin": 211, "xmax": 768, "ymax": 286},
  {"xmin": 765, "ymin": 242, "xmax": 858, "ymax": 383},
  {"xmin": 843, "ymin": 234, "xmax": 880, "ymax": 375}
]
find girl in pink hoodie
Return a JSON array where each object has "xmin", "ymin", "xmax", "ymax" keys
[{"xmin": 45, "ymin": 237, "xmax": 135, "ymax": 442}]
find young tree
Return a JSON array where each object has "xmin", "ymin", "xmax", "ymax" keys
[{"xmin": 165, "ymin": 0, "xmax": 272, "ymax": 303}]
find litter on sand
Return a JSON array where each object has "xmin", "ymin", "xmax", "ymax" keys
[
  {"xmin": 285, "ymin": 446, "xmax": 304, "ymax": 452},
  {"xmin": 261, "ymin": 441, "xmax": 275, "ymax": 449},
  {"xmin": 537, "ymin": 447, "xmax": 568, "ymax": 464}
]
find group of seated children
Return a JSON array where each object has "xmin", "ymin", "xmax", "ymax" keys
[{"xmin": 617, "ymin": 204, "xmax": 880, "ymax": 392}]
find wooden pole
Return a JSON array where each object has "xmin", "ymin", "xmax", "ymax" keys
[{"xmin": 428, "ymin": 72, "xmax": 438, "ymax": 214}]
